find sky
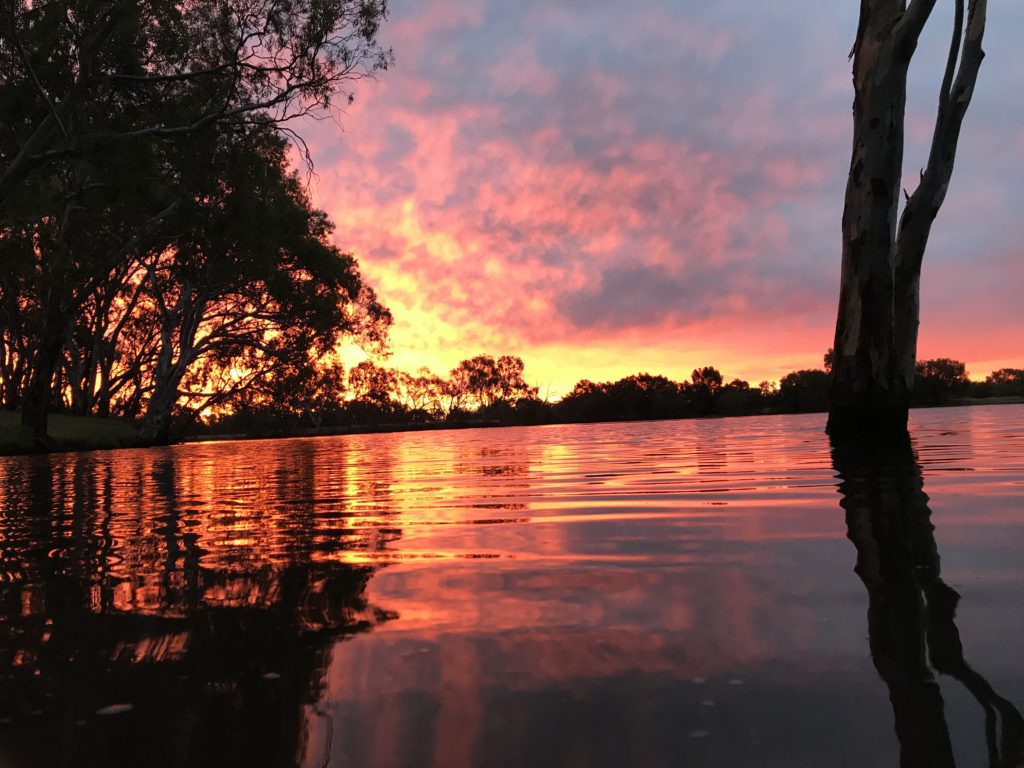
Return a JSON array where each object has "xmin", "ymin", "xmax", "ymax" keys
[{"xmin": 302, "ymin": 0, "xmax": 1024, "ymax": 397}]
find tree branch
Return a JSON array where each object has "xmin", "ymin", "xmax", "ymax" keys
[
  {"xmin": 4, "ymin": 0, "xmax": 68, "ymax": 138},
  {"xmin": 895, "ymin": 0, "xmax": 940, "ymax": 53},
  {"xmin": 896, "ymin": 0, "xmax": 986, "ymax": 272}
]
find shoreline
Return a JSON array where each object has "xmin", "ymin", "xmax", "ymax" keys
[{"xmin": 2, "ymin": 397, "xmax": 1023, "ymax": 458}]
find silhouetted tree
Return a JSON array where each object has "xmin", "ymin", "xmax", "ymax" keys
[
  {"xmin": 717, "ymin": 378, "xmax": 764, "ymax": 416},
  {"xmin": 0, "ymin": 0, "xmax": 392, "ymax": 442},
  {"xmin": 778, "ymin": 369, "xmax": 830, "ymax": 413},
  {"xmin": 0, "ymin": 0, "xmax": 391, "ymax": 205},
  {"xmin": 982, "ymin": 368, "xmax": 1024, "ymax": 398},
  {"xmin": 250, "ymin": 356, "xmax": 348, "ymax": 431},
  {"xmin": 2, "ymin": 134, "xmax": 177, "ymax": 439},
  {"xmin": 913, "ymin": 358, "xmax": 969, "ymax": 405},
  {"xmin": 494, "ymin": 355, "xmax": 538, "ymax": 403},
  {"xmin": 394, "ymin": 368, "xmax": 446, "ymax": 420},
  {"xmin": 444, "ymin": 354, "xmax": 538, "ymax": 415},
  {"xmin": 830, "ymin": 0, "xmax": 987, "ymax": 431},
  {"xmin": 685, "ymin": 366, "xmax": 723, "ymax": 416},
  {"xmin": 557, "ymin": 374, "xmax": 684, "ymax": 422},
  {"xmin": 690, "ymin": 366, "xmax": 723, "ymax": 395},
  {"xmin": 136, "ymin": 127, "xmax": 390, "ymax": 444},
  {"xmin": 986, "ymin": 368, "xmax": 1024, "ymax": 386},
  {"xmin": 0, "ymin": 242, "xmax": 35, "ymax": 409},
  {"xmin": 347, "ymin": 360, "xmax": 397, "ymax": 409}
]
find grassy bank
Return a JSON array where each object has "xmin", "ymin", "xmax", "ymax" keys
[{"xmin": 0, "ymin": 411, "xmax": 137, "ymax": 456}]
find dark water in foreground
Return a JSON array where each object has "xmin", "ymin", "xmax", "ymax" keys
[{"xmin": 1, "ymin": 407, "xmax": 1024, "ymax": 767}]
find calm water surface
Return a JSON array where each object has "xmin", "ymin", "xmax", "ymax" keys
[{"xmin": 2, "ymin": 406, "xmax": 1024, "ymax": 767}]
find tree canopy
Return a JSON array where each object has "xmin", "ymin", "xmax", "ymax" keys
[
  {"xmin": 0, "ymin": 0, "xmax": 393, "ymax": 443},
  {"xmin": 0, "ymin": 0, "xmax": 392, "ymax": 204}
]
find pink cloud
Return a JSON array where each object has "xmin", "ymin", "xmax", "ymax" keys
[{"xmin": 295, "ymin": 0, "xmax": 1024, "ymax": 392}]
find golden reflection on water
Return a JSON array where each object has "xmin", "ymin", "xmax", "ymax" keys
[{"xmin": 1, "ymin": 407, "xmax": 1023, "ymax": 767}]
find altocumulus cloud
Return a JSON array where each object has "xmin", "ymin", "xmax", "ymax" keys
[
  {"xmin": 558, "ymin": 265, "xmax": 728, "ymax": 331},
  {"xmin": 300, "ymin": 0, "xmax": 1024, "ymax": 387}
]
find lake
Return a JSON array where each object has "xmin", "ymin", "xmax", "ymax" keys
[{"xmin": 1, "ymin": 406, "xmax": 1023, "ymax": 767}]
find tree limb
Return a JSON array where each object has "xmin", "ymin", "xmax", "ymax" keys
[
  {"xmin": 897, "ymin": 0, "xmax": 986, "ymax": 273},
  {"xmin": 4, "ymin": 0, "xmax": 68, "ymax": 138},
  {"xmin": 894, "ymin": 0, "xmax": 940, "ymax": 54}
]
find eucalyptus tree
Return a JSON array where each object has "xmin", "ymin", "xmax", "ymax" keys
[
  {"xmin": 444, "ymin": 355, "xmax": 538, "ymax": 413},
  {"xmin": 0, "ymin": 137, "xmax": 176, "ymax": 438},
  {"xmin": 0, "ymin": 0, "xmax": 392, "ymax": 441},
  {"xmin": 135, "ymin": 126, "xmax": 390, "ymax": 444},
  {"xmin": 829, "ymin": 0, "xmax": 987, "ymax": 431}
]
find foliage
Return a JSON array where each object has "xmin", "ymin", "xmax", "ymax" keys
[
  {"xmin": 0, "ymin": 0, "xmax": 393, "ymax": 442},
  {"xmin": 983, "ymin": 369, "xmax": 1024, "ymax": 398},
  {"xmin": 778, "ymin": 370, "xmax": 830, "ymax": 413},
  {"xmin": 187, "ymin": 349, "xmax": 1024, "ymax": 441},
  {"xmin": 0, "ymin": 0, "xmax": 392, "ymax": 204},
  {"xmin": 0, "ymin": 122, "xmax": 391, "ymax": 443},
  {"xmin": 913, "ymin": 358, "xmax": 970, "ymax": 405}
]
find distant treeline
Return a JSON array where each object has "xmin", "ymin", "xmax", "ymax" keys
[{"xmin": 196, "ymin": 353, "xmax": 1024, "ymax": 438}]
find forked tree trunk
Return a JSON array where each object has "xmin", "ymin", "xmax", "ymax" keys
[
  {"xmin": 137, "ymin": 291, "xmax": 205, "ymax": 446},
  {"xmin": 828, "ymin": 0, "xmax": 987, "ymax": 433},
  {"xmin": 137, "ymin": 375, "xmax": 182, "ymax": 445},
  {"xmin": 137, "ymin": 328, "xmax": 190, "ymax": 446}
]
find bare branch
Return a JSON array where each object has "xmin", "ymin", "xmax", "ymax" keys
[
  {"xmin": 894, "ymin": 0, "xmax": 940, "ymax": 54},
  {"xmin": 897, "ymin": 0, "xmax": 986, "ymax": 271}
]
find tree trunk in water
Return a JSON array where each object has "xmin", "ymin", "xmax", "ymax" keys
[
  {"xmin": 828, "ymin": 1, "xmax": 915, "ymax": 433},
  {"xmin": 829, "ymin": 0, "xmax": 987, "ymax": 434}
]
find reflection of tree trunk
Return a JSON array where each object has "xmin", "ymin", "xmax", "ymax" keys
[{"xmin": 832, "ymin": 430, "xmax": 1024, "ymax": 768}]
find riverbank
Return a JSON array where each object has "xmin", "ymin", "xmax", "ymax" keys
[
  {"xmin": 182, "ymin": 419, "xmax": 513, "ymax": 444},
  {"xmin": 0, "ymin": 411, "xmax": 137, "ymax": 456},
  {"xmin": 2, "ymin": 397, "xmax": 1023, "ymax": 457}
]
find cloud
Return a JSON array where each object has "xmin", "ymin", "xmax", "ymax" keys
[
  {"xmin": 299, "ymin": 0, "xmax": 1024, "ymax": 392},
  {"xmin": 558, "ymin": 265, "xmax": 711, "ymax": 330}
]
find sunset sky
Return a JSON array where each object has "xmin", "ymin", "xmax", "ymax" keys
[{"xmin": 304, "ymin": 0, "xmax": 1024, "ymax": 397}]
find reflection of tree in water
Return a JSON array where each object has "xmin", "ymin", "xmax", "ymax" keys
[
  {"xmin": 832, "ymin": 431, "xmax": 1024, "ymax": 768},
  {"xmin": 0, "ymin": 447, "xmax": 396, "ymax": 768},
  {"xmin": 452, "ymin": 446, "xmax": 529, "ymax": 511},
  {"xmin": 694, "ymin": 435, "xmax": 728, "ymax": 476}
]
